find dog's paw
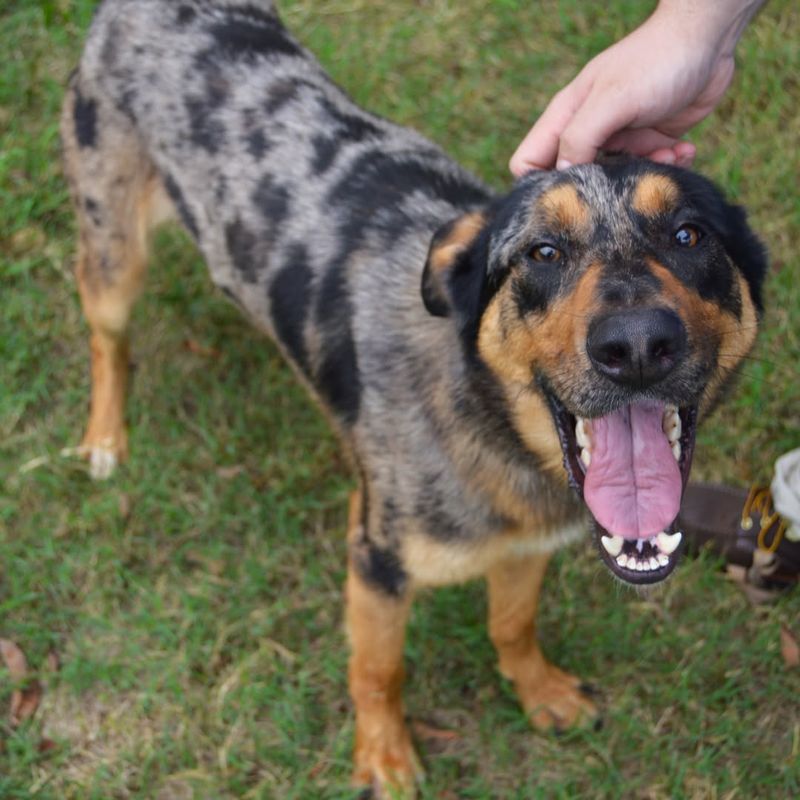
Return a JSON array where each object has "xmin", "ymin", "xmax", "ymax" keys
[
  {"xmin": 515, "ymin": 663, "xmax": 599, "ymax": 732},
  {"xmin": 71, "ymin": 432, "xmax": 128, "ymax": 480},
  {"xmin": 87, "ymin": 444, "xmax": 119, "ymax": 480},
  {"xmin": 352, "ymin": 726, "xmax": 422, "ymax": 799}
]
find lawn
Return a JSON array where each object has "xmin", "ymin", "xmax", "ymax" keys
[{"xmin": 1, "ymin": 1, "xmax": 799, "ymax": 798}]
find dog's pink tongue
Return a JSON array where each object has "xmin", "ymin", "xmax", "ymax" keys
[{"xmin": 583, "ymin": 402, "xmax": 681, "ymax": 538}]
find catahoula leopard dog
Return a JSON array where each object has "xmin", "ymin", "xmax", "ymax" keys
[{"xmin": 61, "ymin": 0, "xmax": 766, "ymax": 794}]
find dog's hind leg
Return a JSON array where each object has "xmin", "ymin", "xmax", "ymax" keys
[
  {"xmin": 345, "ymin": 490, "xmax": 421, "ymax": 798},
  {"xmin": 487, "ymin": 553, "xmax": 598, "ymax": 731},
  {"xmin": 61, "ymin": 76, "xmax": 173, "ymax": 479}
]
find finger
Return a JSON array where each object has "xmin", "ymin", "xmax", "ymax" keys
[
  {"xmin": 673, "ymin": 140, "xmax": 696, "ymax": 167},
  {"xmin": 509, "ymin": 84, "xmax": 588, "ymax": 176},
  {"xmin": 604, "ymin": 128, "xmax": 684, "ymax": 157},
  {"xmin": 555, "ymin": 83, "xmax": 638, "ymax": 168},
  {"xmin": 647, "ymin": 147, "xmax": 678, "ymax": 165}
]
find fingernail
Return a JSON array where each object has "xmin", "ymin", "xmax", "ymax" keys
[{"xmin": 556, "ymin": 158, "xmax": 573, "ymax": 171}]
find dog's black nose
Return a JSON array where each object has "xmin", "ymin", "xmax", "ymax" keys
[{"xmin": 587, "ymin": 308, "xmax": 687, "ymax": 388}]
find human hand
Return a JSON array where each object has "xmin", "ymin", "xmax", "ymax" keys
[{"xmin": 509, "ymin": 0, "xmax": 762, "ymax": 175}]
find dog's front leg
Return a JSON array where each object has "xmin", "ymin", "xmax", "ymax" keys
[
  {"xmin": 487, "ymin": 552, "xmax": 598, "ymax": 732},
  {"xmin": 346, "ymin": 494, "xmax": 420, "ymax": 798}
]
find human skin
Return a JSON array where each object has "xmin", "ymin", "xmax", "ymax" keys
[{"xmin": 509, "ymin": 0, "xmax": 765, "ymax": 175}]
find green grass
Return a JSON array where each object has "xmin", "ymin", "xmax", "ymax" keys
[{"xmin": 2, "ymin": 1, "xmax": 799, "ymax": 797}]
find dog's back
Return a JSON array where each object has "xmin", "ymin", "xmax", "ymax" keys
[{"xmin": 66, "ymin": 0, "xmax": 488, "ymax": 409}]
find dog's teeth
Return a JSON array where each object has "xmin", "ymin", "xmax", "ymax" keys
[
  {"xmin": 663, "ymin": 411, "xmax": 682, "ymax": 443},
  {"xmin": 601, "ymin": 534, "xmax": 624, "ymax": 557},
  {"xmin": 671, "ymin": 442, "xmax": 681, "ymax": 461},
  {"xmin": 616, "ymin": 554, "xmax": 629, "ymax": 568},
  {"xmin": 636, "ymin": 560, "xmax": 646, "ymax": 571},
  {"xmin": 657, "ymin": 553, "xmax": 670, "ymax": 567},
  {"xmin": 636, "ymin": 539, "xmax": 644, "ymax": 553},
  {"xmin": 656, "ymin": 531, "xmax": 682, "ymax": 555},
  {"xmin": 575, "ymin": 417, "xmax": 592, "ymax": 449},
  {"xmin": 580, "ymin": 448, "xmax": 591, "ymax": 467},
  {"xmin": 649, "ymin": 557, "xmax": 659, "ymax": 570}
]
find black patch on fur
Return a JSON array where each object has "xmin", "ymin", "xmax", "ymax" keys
[
  {"xmin": 73, "ymin": 87, "xmax": 97, "ymax": 148},
  {"xmin": 209, "ymin": 6, "xmax": 301, "ymax": 62},
  {"xmin": 177, "ymin": 4, "xmax": 196, "ymax": 24},
  {"xmin": 309, "ymin": 99, "xmax": 383, "ymax": 174},
  {"xmin": 246, "ymin": 128, "xmax": 270, "ymax": 160},
  {"xmin": 355, "ymin": 539, "xmax": 407, "ymax": 597},
  {"xmin": 252, "ymin": 174, "xmax": 290, "ymax": 225},
  {"xmin": 414, "ymin": 478, "xmax": 463, "ymax": 540},
  {"xmin": 83, "ymin": 197, "xmax": 102, "ymax": 226},
  {"xmin": 329, "ymin": 149, "xmax": 488, "ymax": 224},
  {"xmin": 163, "ymin": 173, "xmax": 200, "ymax": 239},
  {"xmin": 185, "ymin": 96, "xmax": 226, "ymax": 153},
  {"xmin": 317, "ymin": 310, "xmax": 361, "ymax": 423},
  {"xmin": 311, "ymin": 134, "xmax": 338, "ymax": 173},
  {"xmin": 225, "ymin": 218, "xmax": 260, "ymax": 283},
  {"xmin": 268, "ymin": 243, "xmax": 312, "ymax": 376}
]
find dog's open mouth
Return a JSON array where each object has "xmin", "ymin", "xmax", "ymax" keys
[{"xmin": 549, "ymin": 396, "xmax": 697, "ymax": 585}]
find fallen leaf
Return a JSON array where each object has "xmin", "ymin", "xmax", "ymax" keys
[
  {"xmin": 183, "ymin": 339, "xmax": 221, "ymax": 359},
  {"xmin": 216, "ymin": 464, "xmax": 246, "ymax": 480},
  {"xmin": 0, "ymin": 639, "xmax": 43, "ymax": 725},
  {"xmin": 0, "ymin": 639, "xmax": 27, "ymax": 679},
  {"xmin": 11, "ymin": 682, "xmax": 43, "ymax": 725},
  {"xmin": 411, "ymin": 720, "xmax": 461, "ymax": 742},
  {"xmin": 780, "ymin": 625, "xmax": 800, "ymax": 668},
  {"xmin": 37, "ymin": 738, "xmax": 57, "ymax": 754}
]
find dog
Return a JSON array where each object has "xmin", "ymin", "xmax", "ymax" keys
[{"xmin": 61, "ymin": 0, "xmax": 767, "ymax": 794}]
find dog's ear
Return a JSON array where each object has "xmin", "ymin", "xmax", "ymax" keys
[{"xmin": 421, "ymin": 210, "xmax": 491, "ymax": 318}]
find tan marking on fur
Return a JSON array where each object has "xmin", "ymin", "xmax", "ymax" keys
[
  {"xmin": 538, "ymin": 183, "xmax": 590, "ymax": 233},
  {"xmin": 702, "ymin": 271, "xmax": 759, "ymax": 413},
  {"xmin": 402, "ymin": 521, "xmax": 584, "ymax": 587},
  {"xmin": 647, "ymin": 260, "xmax": 758, "ymax": 414},
  {"xmin": 631, "ymin": 174, "xmax": 679, "ymax": 217},
  {"xmin": 477, "ymin": 265, "xmax": 603, "ymax": 479},
  {"xmin": 428, "ymin": 210, "xmax": 486, "ymax": 273},
  {"xmin": 487, "ymin": 555, "xmax": 597, "ymax": 730},
  {"xmin": 346, "ymin": 492, "xmax": 420, "ymax": 795}
]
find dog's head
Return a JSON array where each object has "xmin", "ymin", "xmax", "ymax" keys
[{"xmin": 422, "ymin": 158, "xmax": 767, "ymax": 585}]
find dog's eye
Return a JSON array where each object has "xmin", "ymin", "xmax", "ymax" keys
[
  {"xmin": 530, "ymin": 243, "xmax": 562, "ymax": 263},
  {"xmin": 674, "ymin": 224, "xmax": 702, "ymax": 248}
]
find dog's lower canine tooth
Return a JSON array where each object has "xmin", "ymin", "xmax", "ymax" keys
[
  {"xmin": 656, "ymin": 531, "xmax": 682, "ymax": 555},
  {"xmin": 601, "ymin": 534, "xmax": 624, "ymax": 557},
  {"xmin": 575, "ymin": 417, "xmax": 592, "ymax": 449}
]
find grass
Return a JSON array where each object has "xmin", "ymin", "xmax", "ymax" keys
[{"xmin": 1, "ymin": 0, "xmax": 799, "ymax": 797}]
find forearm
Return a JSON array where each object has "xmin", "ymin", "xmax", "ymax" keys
[{"xmin": 653, "ymin": 0, "xmax": 766, "ymax": 55}]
